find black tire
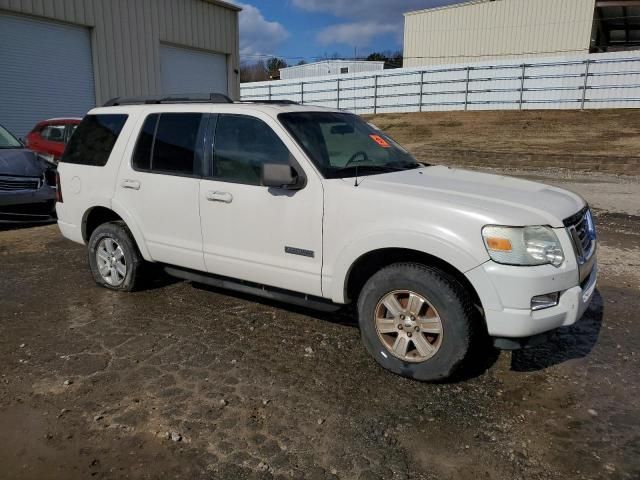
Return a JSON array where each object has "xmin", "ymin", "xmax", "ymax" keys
[
  {"xmin": 357, "ymin": 262, "xmax": 477, "ymax": 381},
  {"xmin": 87, "ymin": 221, "xmax": 144, "ymax": 292}
]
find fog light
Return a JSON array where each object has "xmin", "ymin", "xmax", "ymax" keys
[{"xmin": 531, "ymin": 292, "xmax": 560, "ymax": 311}]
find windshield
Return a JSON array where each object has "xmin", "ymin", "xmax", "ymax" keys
[
  {"xmin": 0, "ymin": 124, "xmax": 23, "ymax": 149},
  {"xmin": 278, "ymin": 112, "xmax": 424, "ymax": 178}
]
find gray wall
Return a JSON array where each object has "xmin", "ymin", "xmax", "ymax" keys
[{"xmin": 0, "ymin": 0, "xmax": 241, "ymax": 104}]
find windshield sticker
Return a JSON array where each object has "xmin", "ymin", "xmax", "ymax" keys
[{"xmin": 369, "ymin": 134, "xmax": 390, "ymax": 148}]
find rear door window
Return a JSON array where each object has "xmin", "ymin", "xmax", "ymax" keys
[
  {"xmin": 132, "ymin": 114, "xmax": 158, "ymax": 171},
  {"xmin": 60, "ymin": 114, "xmax": 128, "ymax": 166},
  {"xmin": 132, "ymin": 113, "xmax": 206, "ymax": 177}
]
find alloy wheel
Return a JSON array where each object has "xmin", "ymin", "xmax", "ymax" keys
[
  {"xmin": 374, "ymin": 290, "xmax": 444, "ymax": 362},
  {"xmin": 96, "ymin": 237, "xmax": 127, "ymax": 287}
]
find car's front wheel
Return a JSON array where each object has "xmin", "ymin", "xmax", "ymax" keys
[
  {"xmin": 87, "ymin": 221, "xmax": 144, "ymax": 292},
  {"xmin": 357, "ymin": 263, "xmax": 478, "ymax": 381}
]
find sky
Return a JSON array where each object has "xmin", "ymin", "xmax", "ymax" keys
[{"xmin": 233, "ymin": 0, "xmax": 465, "ymax": 64}]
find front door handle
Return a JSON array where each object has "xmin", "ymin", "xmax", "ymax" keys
[
  {"xmin": 121, "ymin": 179, "xmax": 141, "ymax": 190},
  {"xmin": 206, "ymin": 191, "xmax": 233, "ymax": 203}
]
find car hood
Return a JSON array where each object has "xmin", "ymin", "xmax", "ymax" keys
[
  {"xmin": 0, "ymin": 148, "xmax": 49, "ymax": 177},
  {"xmin": 360, "ymin": 166, "xmax": 585, "ymax": 228}
]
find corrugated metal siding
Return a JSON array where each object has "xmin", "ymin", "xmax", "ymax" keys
[
  {"xmin": 403, "ymin": 0, "xmax": 596, "ymax": 68},
  {"xmin": 0, "ymin": 0, "xmax": 240, "ymax": 104},
  {"xmin": 0, "ymin": 13, "xmax": 95, "ymax": 137}
]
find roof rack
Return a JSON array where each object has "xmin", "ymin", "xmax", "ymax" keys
[
  {"xmin": 239, "ymin": 100, "xmax": 299, "ymax": 105},
  {"xmin": 103, "ymin": 93, "xmax": 233, "ymax": 107}
]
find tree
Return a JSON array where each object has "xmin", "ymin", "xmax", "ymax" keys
[
  {"xmin": 366, "ymin": 50, "xmax": 403, "ymax": 69},
  {"xmin": 365, "ymin": 52, "xmax": 387, "ymax": 62},
  {"xmin": 266, "ymin": 57, "xmax": 288, "ymax": 78},
  {"xmin": 240, "ymin": 60, "xmax": 269, "ymax": 83},
  {"xmin": 296, "ymin": 60, "xmax": 307, "ymax": 66}
]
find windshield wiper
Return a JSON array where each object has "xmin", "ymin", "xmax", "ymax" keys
[{"xmin": 404, "ymin": 162, "xmax": 431, "ymax": 168}]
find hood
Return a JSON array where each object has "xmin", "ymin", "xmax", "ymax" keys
[
  {"xmin": 0, "ymin": 148, "xmax": 50, "ymax": 178},
  {"xmin": 360, "ymin": 166, "xmax": 585, "ymax": 228}
]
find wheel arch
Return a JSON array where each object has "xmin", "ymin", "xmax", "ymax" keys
[
  {"xmin": 82, "ymin": 205, "xmax": 152, "ymax": 261},
  {"xmin": 343, "ymin": 248, "xmax": 484, "ymax": 314}
]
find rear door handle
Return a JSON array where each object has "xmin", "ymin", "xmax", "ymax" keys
[
  {"xmin": 121, "ymin": 179, "xmax": 141, "ymax": 190},
  {"xmin": 206, "ymin": 191, "xmax": 233, "ymax": 203}
]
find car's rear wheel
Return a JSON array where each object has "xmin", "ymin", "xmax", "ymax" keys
[
  {"xmin": 88, "ymin": 221, "xmax": 143, "ymax": 292},
  {"xmin": 357, "ymin": 263, "xmax": 476, "ymax": 381}
]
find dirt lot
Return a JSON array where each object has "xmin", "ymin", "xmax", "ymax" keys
[
  {"xmin": 1, "ymin": 110, "xmax": 640, "ymax": 479},
  {"xmin": 366, "ymin": 110, "xmax": 640, "ymax": 175}
]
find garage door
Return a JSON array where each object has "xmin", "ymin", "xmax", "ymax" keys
[
  {"xmin": 161, "ymin": 44, "xmax": 228, "ymax": 97},
  {"xmin": 0, "ymin": 14, "xmax": 95, "ymax": 138}
]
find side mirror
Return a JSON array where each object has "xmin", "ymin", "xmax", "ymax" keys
[{"xmin": 261, "ymin": 163, "xmax": 305, "ymax": 190}]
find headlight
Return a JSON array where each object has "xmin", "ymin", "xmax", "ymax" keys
[{"xmin": 482, "ymin": 225, "xmax": 564, "ymax": 267}]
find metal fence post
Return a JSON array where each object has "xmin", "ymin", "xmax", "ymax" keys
[
  {"xmin": 300, "ymin": 82, "xmax": 304, "ymax": 105},
  {"xmin": 268, "ymin": 84, "xmax": 272, "ymax": 101},
  {"xmin": 464, "ymin": 66, "xmax": 470, "ymax": 110},
  {"xmin": 336, "ymin": 78, "xmax": 340, "ymax": 109},
  {"xmin": 419, "ymin": 71, "xmax": 425, "ymax": 112},
  {"xmin": 519, "ymin": 63, "xmax": 526, "ymax": 110},
  {"xmin": 373, "ymin": 75, "xmax": 378, "ymax": 115},
  {"xmin": 581, "ymin": 59, "xmax": 591, "ymax": 109}
]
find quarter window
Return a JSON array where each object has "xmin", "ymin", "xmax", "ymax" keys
[
  {"xmin": 132, "ymin": 113, "xmax": 206, "ymax": 176},
  {"xmin": 213, "ymin": 114, "xmax": 290, "ymax": 185},
  {"xmin": 60, "ymin": 114, "xmax": 128, "ymax": 166}
]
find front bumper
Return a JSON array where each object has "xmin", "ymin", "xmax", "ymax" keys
[
  {"xmin": 0, "ymin": 187, "xmax": 56, "ymax": 221},
  {"xmin": 466, "ymin": 255, "xmax": 597, "ymax": 339}
]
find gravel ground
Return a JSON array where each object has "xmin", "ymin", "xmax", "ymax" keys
[{"xmin": 0, "ymin": 168, "xmax": 638, "ymax": 480}]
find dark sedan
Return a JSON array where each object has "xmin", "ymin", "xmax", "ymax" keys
[{"xmin": 0, "ymin": 123, "xmax": 57, "ymax": 222}]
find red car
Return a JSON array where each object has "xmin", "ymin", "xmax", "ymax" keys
[{"xmin": 26, "ymin": 117, "xmax": 81, "ymax": 162}]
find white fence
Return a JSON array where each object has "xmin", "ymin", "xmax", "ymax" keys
[{"xmin": 240, "ymin": 51, "xmax": 640, "ymax": 114}]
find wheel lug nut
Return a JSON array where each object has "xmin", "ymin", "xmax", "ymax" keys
[
  {"xmin": 407, "ymin": 332, "xmax": 412, "ymax": 338},
  {"xmin": 399, "ymin": 315, "xmax": 405, "ymax": 320},
  {"xmin": 398, "ymin": 324, "xmax": 403, "ymax": 330},
  {"xmin": 410, "ymin": 316, "xmax": 415, "ymax": 321},
  {"xmin": 414, "ymin": 326, "xmax": 420, "ymax": 332}
]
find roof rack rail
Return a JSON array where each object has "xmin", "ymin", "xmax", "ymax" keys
[
  {"xmin": 239, "ymin": 100, "xmax": 299, "ymax": 105},
  {"xmin": 103, "ymin": 93, "xmax": 233, "ymax": 107}
]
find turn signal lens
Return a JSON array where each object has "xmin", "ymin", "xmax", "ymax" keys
[
  {"xmin": 55, "ymin": 170, "xmax": 63, "ymax": 203},
  {"xmin": 485, "ymin": 237, "xmax": 512, "ymax": 252}
]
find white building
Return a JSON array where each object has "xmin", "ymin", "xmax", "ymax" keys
[
  {"xmin": 280, "ymin": 60, "xmax": 385, "ymax": 80},
  {"xmin": 403, "ymin": 0, "xmax": 640, "ymax": 68}
]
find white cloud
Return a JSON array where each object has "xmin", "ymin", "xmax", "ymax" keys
[
  {"xmin": 316, "ymin": 21, "xmax": 398, "ymax": 47},
  {"xmin": 292, "ymin": 0, "xmax": 434, "ymax": 20},
  {"xmin": 238, "ymin": 2, "xmax": 289, "ymax": 57},
  {"xmin": 293, "ymin": 0, "xmax": 462, "ymax": 48}
]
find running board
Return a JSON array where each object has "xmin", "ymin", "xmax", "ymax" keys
[{"xmin": 163, "ymin": 266, "xmax": 341, "ymax": 312}]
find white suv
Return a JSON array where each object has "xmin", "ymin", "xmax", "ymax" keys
[{"xmin": 56, "ymin": 94, "xmax": 597, "ymax": 381}]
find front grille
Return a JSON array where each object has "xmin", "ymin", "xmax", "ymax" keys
[
  {"xmin": 0, "ymin": 176, "xmax": 40, "ymax": 191},
  {"xmin": 564, "ymin": 207, "xmax": 596, "ymax": 263}
]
